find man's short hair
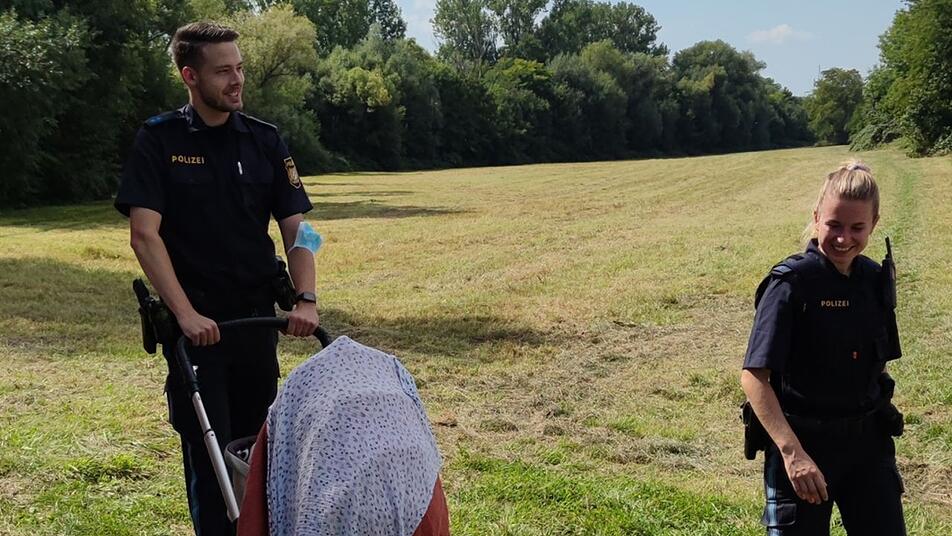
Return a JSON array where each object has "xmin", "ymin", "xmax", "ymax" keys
[{"xmin": 169, "ymin": 22, "xmax": 239, "ymax": 70}]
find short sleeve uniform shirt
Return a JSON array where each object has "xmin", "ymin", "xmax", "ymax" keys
[{"xmin": 116, "ymin": 105, "xmax": 312, "ymax": 297}]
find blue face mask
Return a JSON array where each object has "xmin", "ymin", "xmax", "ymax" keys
[{"xmin": 291, "ymin": 221, "xmax": 323, "ymax": 254}]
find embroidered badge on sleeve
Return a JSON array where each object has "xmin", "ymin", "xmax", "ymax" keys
[{"xmin": 284, "ymin": 157, "xmax": 301, "ymax": 188}]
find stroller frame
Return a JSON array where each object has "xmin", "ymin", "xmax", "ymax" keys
[{"xmin": 173, "ymin": 318, "xmax": 331, "ymax": 522}]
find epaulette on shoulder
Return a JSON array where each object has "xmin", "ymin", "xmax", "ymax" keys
[
  {"xmin": 769, "ymin": 253, "xmax": 807, "ymax": 279},
  {"xmin": 770, "ymin": 263, "xmax": 795, "ymax": 278},
  {"xmin": 754, "ymin": 252, "xmax": 821, "ymax": 309},
  {"xmin": 237, "ymin": 112, "xmax": 278, "ymax": 132},
  {"xmin": 144, "ymin": 110, "xmax": 183, "ymax": 127}
]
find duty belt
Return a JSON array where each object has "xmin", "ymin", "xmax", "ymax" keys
[
  {"xmin": 183, "ymin": 256, "xmax": 296, "ymax": 314},
  {"xmin": 784, "ymin": 409, "xmax": 879, "ymax": 438},
  {"xmin": 185, "ymin": 283, "xmax": 275, "ymax": 314}
]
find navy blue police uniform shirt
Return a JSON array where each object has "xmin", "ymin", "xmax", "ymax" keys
[
  {"xmin": 743, "ymin": 240, "xmax": 901, "ymax": 419},
  {"xmin": 115, "ymin": 104, "xmax": 312, "ymax": 300}
]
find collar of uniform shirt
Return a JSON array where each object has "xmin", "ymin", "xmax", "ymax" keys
[{"xmin": 182, "ymin": 103, "xmax": 249, "ymax": 134}]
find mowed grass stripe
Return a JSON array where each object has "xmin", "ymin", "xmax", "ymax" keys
[
  {"xmin": 0, "ymin": 146, "xmax": 949, "ymax": 534},
  {"xmin": 452, "ymin": 451, "xmax": 760, "ymax": 535}
]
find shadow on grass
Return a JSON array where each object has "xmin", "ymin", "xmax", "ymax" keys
[
  {"xmin": 316, "ymin": 307, "xmax": 550, "ymax": 361},
  {"xmin": 304, "ymin": 189, "xmax": 415, "ymax": 198},
  {"xmin": 0, "ymin": 257, "xmax": 138, "ymax": 351},
  {"xmin": 0, "ymin": 201, "xmax": 124, "ymax": 233},
  {"xmin": 309, "ymin": 170, "xmax": 422, "ymax": 178},
  {"xmin": 0, "ymin": 257, "xmax": 544, "ymax": 361},
  {"xmin": 310, "ymin": 200, "xmax": 465, "ymax": 221},
  {"xmin": 0, "ymin": 195, "xmax": 448, "ymax": 233}
]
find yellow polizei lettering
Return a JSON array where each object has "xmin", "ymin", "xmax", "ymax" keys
[{"xmin": 171, "ymin": 155, "xmax": 205, "ymax": 164}]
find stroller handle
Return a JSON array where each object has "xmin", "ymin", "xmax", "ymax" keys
[
  {"xmin": 218, "ymin": 318, "xmax": 331, "ymax": 348},
  {"xmin": 175, "ymin": 318, "xmax": 331, "ymax": 395}
]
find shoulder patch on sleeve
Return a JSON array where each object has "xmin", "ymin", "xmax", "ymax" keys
[
  {"xmin": 144, "ymin": 110, "xmax": 182, "ymax": 127},
  {"xmin": 284, "ymin": 157, "xmax": 301, "ymax": 188}
]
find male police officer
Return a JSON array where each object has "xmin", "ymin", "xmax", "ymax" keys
[{"xmin": 115, "ymin": 22, "xmax": 319, "ymax": 535}]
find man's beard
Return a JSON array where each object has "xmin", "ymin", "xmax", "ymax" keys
[{"xmin": 197, "ymin": 81, "xmax": 242, "ymax": 113}]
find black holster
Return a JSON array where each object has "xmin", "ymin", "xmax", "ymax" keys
[
  {"xmin": 741, "ymin": 400, "xmax": 770, "ymax": 460},
  {"xmin": 272, "ymin": 256, "xmax": 296, "ymax": 312},
  {"xmin": 133, "ymin": 279, "xmax": 180, "ymax": 354}
]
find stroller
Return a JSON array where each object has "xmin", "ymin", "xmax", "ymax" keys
[
  {"xmin": 171, "ymin": 317, "xmax": 325, "ymax": 520},
  {"xmin": 173, "ymin": 318, "xmax": 449, "ymax": 535}
]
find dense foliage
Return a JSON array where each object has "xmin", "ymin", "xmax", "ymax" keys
[
  {"xmin": 0, "ymin": 0, "xmax": 820, "ymax": 207},
  {"xmin": 851, "ymin": 0, "xmax": 952, "ymax": 155},
  {"xmin": 804, "ymin": 68, "xmax": 864, "ymax": 146},
  {"xmin": 0, "ymin": 0, "xmax": 189, "ymax": 206}
]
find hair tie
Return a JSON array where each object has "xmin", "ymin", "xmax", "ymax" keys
[{"xmin": 846, "ymin": 162, "xmax": 870, "ymax": 172}]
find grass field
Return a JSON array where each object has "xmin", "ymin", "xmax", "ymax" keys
[{"xmin": 1, "ymin": 145, "xmax": 950, "ymax": 535}]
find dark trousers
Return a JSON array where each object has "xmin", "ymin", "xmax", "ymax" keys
[
  {"xmin": 163, "ymin": 304, "xmax": 279, "ymax": 536},
  {"xmin": 761, "ymin": 426, "xmax": 906, "ymax": 535}
]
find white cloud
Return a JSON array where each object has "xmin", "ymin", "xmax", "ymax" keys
[{"xmin": 747, "ymin": 24, "xmax": 812, "ymax": 45}]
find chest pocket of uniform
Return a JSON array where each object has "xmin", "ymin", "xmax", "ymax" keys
[
  {"xmin": 169, "ymin": 159, "xmax": 214, "ymax": 185},
  {"xmin": 236, "ymin": 156, "xmax": 274, "ymax": 220},
  {"xmin": 168, "ymin": 161, "xmax": 216, "ymax": 213}
]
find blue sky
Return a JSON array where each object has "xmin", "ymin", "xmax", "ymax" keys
[{"xmin": 396, "ymin": 0, "xmax": 905, "ymax": 96}]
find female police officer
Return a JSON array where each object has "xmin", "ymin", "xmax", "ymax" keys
[
  {"xmin": 741, "ymin": 162, "xmax": 906, "ymax": 535},
  {"xmin": 115, "ymin": 22, "xmax": 319, "ymax": 535}
]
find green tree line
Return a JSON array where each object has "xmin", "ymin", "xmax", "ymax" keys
[
  {"xmin": 16, "ymin": 0, "xmax": 944, "ymax": 207},
  {"xmin": 805, "ymin": 0, "xmax": 952, "ymax": 155}
]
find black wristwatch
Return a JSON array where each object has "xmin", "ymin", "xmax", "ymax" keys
[{"xmin": 295, "ymin": 291, "xmax": 317, "ymax": 304}]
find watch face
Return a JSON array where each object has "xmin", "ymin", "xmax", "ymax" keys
[{"xmin": 296, "ymin": 292, "xmax": 317, "ymax": 303}]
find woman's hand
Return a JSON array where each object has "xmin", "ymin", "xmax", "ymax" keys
[{"xmin": 742, "ymin": 369, "xmax": 829, "ymax": 504}]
